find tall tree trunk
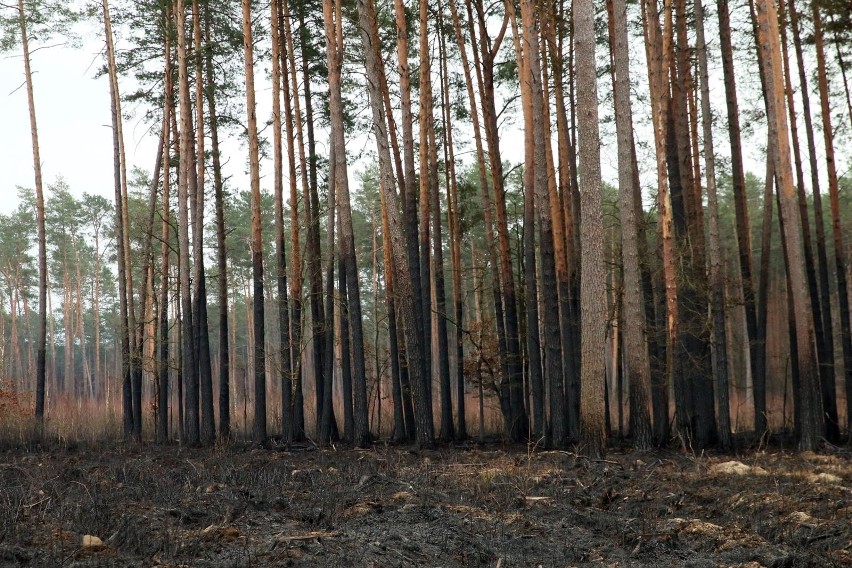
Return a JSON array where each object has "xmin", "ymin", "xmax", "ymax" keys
[
  {"xmin": 114, "ymin": 18, "xmax": 139, "ymax": 440},
  {"xmin": 717, "ymin": 0, "xmax": 759, "ymax": 434},
  {"xmin": 92, "ymin": 223, "xmax": 102, "ymax": 400},
  {"xmin": 61, "ymin": 267, "xmax": 71, "ymax": 396},
  {"xmin": 810, "ymin": 0, "xmax": 849, "ymax": 442},
  {"xmin": 325, "ymin": 0, "xmax": 370, "ymax": 447},
  {"xmin": 755, "ymin": 138, "xmax": 775, "ymax": 443},
  {"xmin": 786, "ymin": 0, "xmax": 837, "ymax": 441},
  {"xmin": 516, "ymin": 0, "xmax": 564, "ymax": 446},
  {"xmin": 392, "ymin": 0, "xmax": 425, "ymax": 413},
  {"xmin": 320, "ymin": 142, "xmax": 338, "ymax": 445},
  {"xmin": 540, "ymin": 9, "xmax": 572, "ymax": 449},
  {"xmin": 695, "ymin": 0, "xmax": 732, "ymax": 448},
  {"xmin": 356, "ymin": 0, "xmax": 435, "ymax": 448},
  {"xmin": 779, "ymin": 0, "xmax": 836, "ymax": 442},
  {"xmin": 191, "ymin": 0, "xmax": 215, "ymax": 446},
  {"xmin": 271, "ymin": 0, "xmax": 293, "ymax": 441},
  {"xmin": 338, "ymin": 252, "xmax": 354, "ymax": 441},
  {"xmin": 290, "ymin": 2, "xmax": 326, "ymax": 440},
  {"xmin": 101, "ymin": 0, "xmax": 133, "ymax": 439},
  {"xmin": 553, "ymin": 2, "xmax": 583, "ymax": 443},
  {"xmin": 754, "ymin": 0, "xmax": 824, "ymax": 450},
  {"xmin": 157, "ymin": 15, "xmax": 173, "ymax": 443},
  {"xmin": 470, "ymin": 0, "xmax": 527, "ymax": 440},
  {"xmin": 135, "ymin": 123, "xmax": 166, "ymax": 440},
  {"xmin": 507, "ymin": 0, "xmax": 543, "ymax": 442},
  {"xmin": 176, "ymin": 0, "xmax": 199, "ymax": 446},
  {"xmin": 642, "ymin": 0, "xmax": 678, "ymax": 446},
  {"xmin": 776, "ymin": 175, "xmax": 803, "ymax": 434},
  {"xmin": 204, "ymin": 3, "xmax": 230, "ymax": 442},
  {"xmin": 565, "ymin": 23, "xmax": 584, "ymax": 443},
  {"xmin": 609, "ymin": 0, "xmax": 653, "ymax": 449},
  {"xmin": 283, "ymin": 0, "xmax": 310, "ymax": 439},
  {"xmin": 382, "ymin": 182, "xmax": 405, "ymax": 442},
  {"xmin": 575, "ymin": 0, "xmax": 608, "ymax": 458},
  {"xmin": 671, "ymin": 0, "xmax": 715, "ymax": 447},
  {"xmin": 438, "ymin": 17, "xmax": 466, "ymax": 441},
  {"xmin": 242, "ymin": 0, "xmax": 267, "ymax": 444},
  {"xmin": 431, "ymin": 11, "xmax": 453, "ymax": 442},
  {"xmin": 417, "ymin": 0, "xmax": 434, "ymax": 418}
]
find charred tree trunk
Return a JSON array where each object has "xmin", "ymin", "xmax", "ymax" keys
[
  {"xmin": 609, "ymin": 0, "xmax": 653, "ymax": 449},
  {"xmin": 356, "ymin": 0, "xmax": 435, "ymax": 448},
  {"xmin": 18, "ymin": 0, "xmax": 47, "ymax": 430},
  {"xmin": 271, "ymin": 0, "xmax": 294, "ymax": 441},
  {"xmin": 810, "ymin": 0, "xmax": 848, "ymax": 443},
  {"xmin": 754, "ymin": 0, "xmax": 824, "ymax": 450},
  {"xmin": 242, "ymin": 0, "xmax": 267, "ymax": 444}
]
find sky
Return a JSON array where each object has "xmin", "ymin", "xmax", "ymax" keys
[
  {"xmin": 0, "ymin": 10, "xmax": 531, "ymax": 222},
  {"xmin": 1, "ymin": 35, "xmax": 160, "ymax": 215}
]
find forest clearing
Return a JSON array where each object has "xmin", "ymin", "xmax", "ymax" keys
[{"xmin": 0, "ymin": 442, "xmax": 850, "ymax": 567}]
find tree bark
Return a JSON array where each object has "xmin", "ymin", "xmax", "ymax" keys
[
  {"xmin": 101, "ymin": 0, "xmax": 135, "ymax": 439},
  {"xmin": 642, "ymin": 0, "xmax": 678, "ymax": 446},
  {"xmin": 271, "ymin": 0, "xmax": 293, "ymax": 442},
  {"xmin": 754, "ymin": 0, "xmax": 824, "ymax": 451},
  {"xmin": 671, "ymin": 0, "xmax": 715, "ymax": 448},
  {"xmin": 810, "ymin": 0, "xmax": 849, "ymax": 443},
  {"xmin": 778, "ymin": 0, "xmax": 836, "ymax": 442},
  {"xmin": 190, "ymin": 0, "xmax": 215, "ymax": 447},
  {"xmin": 716, "ymin": 0, "xmax": 758, "ymax": 434},
  {"xmin": 431, "ymin": 13, "xmax": 453, "ymax": 442},
  {"xmin": 356, "ymin": 0, "xmax": 435, "ymax": 448},
  {"xmin": 609, "ymin": 0, "xmax": 653, "ymax": 449},
  {"xmin": 283, "ymin": 0, "xmax": 310, "ymax": 439},
  {"xmin": 242, "ymin": 0, "xmax": 267, "ymax": 444},
  {"xmin": 505, "ymin": 0, "xmax": 542, "ymax": 444},
  {"xmin": 575, "ymin": 0, "xmax": 608, "ymax": 458},
  {"xmin": 469, "ymin": 0, "xmax": 527, "ymax": 440},
  {"xmin": 18, "ymin": 0, "xmax": 47, "ymax": 430},
  {"xmin": 324, "ymin": 0, "xmax": 370, "ymax": 447},
  {"xmin": 156, "ymin": 13, "xmax": 173, "ymax": 443},
  {"xmin": 417, "ymin": 0, "xmax": 434, "ymax": 420},
  {"xmin": 438, "ymin": 17, "xmax": 466, "ymax": 441},
  {"xmin": 695, "ymin": 0, "xmax": 732, "ymax": 448},
  {"xmin": 320, "ymin": 132, "xmax": 338, "ymax": 445},
  {"xmin": 203, "ymin": 4, "xmax": 230, "ymax": 442},
  {"xmin": 391, "ymin": 0, "xmax": 424, "ymax": 402}
]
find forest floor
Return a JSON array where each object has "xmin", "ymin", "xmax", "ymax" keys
[{"xmin": 0, "ymin": 440, "xmax": 849, "ymax": 567}]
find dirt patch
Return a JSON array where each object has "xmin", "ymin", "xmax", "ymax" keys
[{"xmin": 0, "ymin": 444, "xmax": 849, "ymax": 566}]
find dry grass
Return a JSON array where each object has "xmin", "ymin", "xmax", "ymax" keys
[
  {"xmin": 1, "ymin": 382, "xmax": 847, "ymax": 449},
  {"xmin": 0, "ymin": 444, "xmax": 848, "ymax": 566},
  {"xmin": 0, "ymin": 382, "xmax": 124, "ymax": 449}
]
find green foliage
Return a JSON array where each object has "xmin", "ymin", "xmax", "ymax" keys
[{"xmin": 1, "ymin": 0, "xmax": 79, "ymax": 53}]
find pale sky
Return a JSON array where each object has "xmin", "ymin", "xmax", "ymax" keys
[{"xmin": 1, "ymin": 37, "xmax": 160, "ymax": 214}]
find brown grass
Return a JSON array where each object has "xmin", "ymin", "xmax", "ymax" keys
[
  {"xmin": 1, "ymin": 381, "xmax": 846, "ymax": 448},
  {"xmin": 0, "ymin": 383, "xmax": 123, "ymax": 448}
]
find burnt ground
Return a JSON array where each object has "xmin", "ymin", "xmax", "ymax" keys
[{"xmin": 0, "ymin": 441, "xmax": 849, "ymax": 567}]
